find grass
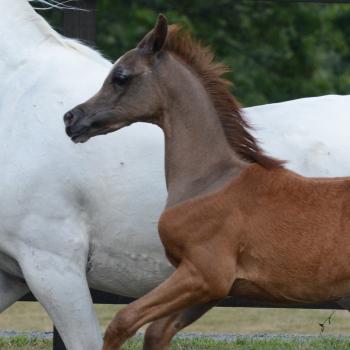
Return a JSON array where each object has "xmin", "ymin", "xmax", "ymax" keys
[
  {"xmin": 1, "ymin": 302, "xmax": 350, "ymax": 335},
  {"xmin": 0, "ymin": 336, "xmax": 51, "ymax": 350},
  {"xmin": 2, "ymin": 302, "xmax": 350, "ymax": 349},
  {"xmin": 2, "ymin": 336, "xmax": 350, "ymax": 350}
]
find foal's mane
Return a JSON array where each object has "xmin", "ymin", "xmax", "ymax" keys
[{"xmin": 163, "ymin": 25, "xmax": 284, "ymax": 169}]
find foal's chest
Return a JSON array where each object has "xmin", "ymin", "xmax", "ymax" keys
[{"xmin": 158, "ymin": 187, "xmax": 242, "ymax": 264}]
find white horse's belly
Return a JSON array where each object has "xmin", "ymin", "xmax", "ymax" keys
[
  {"xmin": 82, "ymin": 173, "xmax": 173, "ymax": 297},
  {"xmin": 86, "ymin": 242, "xmax": 173, "ymax": 297},
  {"xmin": 0, "ymin": 253, "xmax": 22, "ymax": 278},
  {"xmin": 84, "ymin": 183, "xmax": 172, "ymax": 297}
]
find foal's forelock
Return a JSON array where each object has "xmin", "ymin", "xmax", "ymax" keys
[{"xmin": 163, "ymin": 26, "xmax": 284, "ymax": 169}]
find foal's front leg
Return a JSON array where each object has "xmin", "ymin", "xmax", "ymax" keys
[{"xmin": 103, "ymin": 262, "xmax": 232, "ymax": 350}]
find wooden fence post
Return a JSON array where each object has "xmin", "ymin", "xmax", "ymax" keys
[
  {"xmin": 53, "ymin": 327, "xmax": 66, "ymax": 350},
  {"xmin": 63, "ymin": 0, "xmax": 98, "ymax": 45}
]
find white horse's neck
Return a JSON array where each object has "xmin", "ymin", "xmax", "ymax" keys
[
  {"xmin": 0, "ymin": 0, "xmax": 62, "ymax": 67},
  {"xmin": 1, "ymin": 0, "xmax": 110, "ymax": 78}
]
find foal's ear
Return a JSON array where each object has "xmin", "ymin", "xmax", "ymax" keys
[{"xmin": 137, "ymin": 14, "xmax": 168, "ymax": 54}]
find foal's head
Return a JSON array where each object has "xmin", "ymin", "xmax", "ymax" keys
[
  {"xmin": 64, "ymin": 15, "xmax": 283, "ymax": 169},
  {"xmin": 64, "ymin": 15, "xmax": 169, "ymax": 143}
]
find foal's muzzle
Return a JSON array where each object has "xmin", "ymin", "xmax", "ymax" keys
[
  {"xmin": 64, "ymin": 107, "xmax": 85, "ymax": 128},
  {"xmin": 63, "ymin": 111, "xmax": 76, "ymax": 128},
  {"xmin": 64, "ymin": 108, "xmax": 91, "ymax": 142}
]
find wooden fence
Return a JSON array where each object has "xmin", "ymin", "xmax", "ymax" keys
[
  {"xmin": 63, "ymin": 0, "xmax": 97, "ymax": 45},
  {"xmin": 17, "ymin": 0, "xmax": 350, "ymax": 349}
]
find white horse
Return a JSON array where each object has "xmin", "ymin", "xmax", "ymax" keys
[{"xmin": 0, "ymin": 1, "xmax": 349, "ymax": 349}]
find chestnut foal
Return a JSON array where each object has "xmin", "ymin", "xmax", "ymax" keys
[{"xmin": 65, "ymin": 15, "xmax": 350, "ymax": 350}]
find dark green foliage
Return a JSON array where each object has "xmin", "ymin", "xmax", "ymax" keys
[{"xmin": 44, "ymin": 2, "xmax": 350, "ymax": 106}]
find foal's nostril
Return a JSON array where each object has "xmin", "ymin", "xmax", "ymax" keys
[{"xmin": 64, "ymin": 111, "xmax": 75, "ymax": 127}]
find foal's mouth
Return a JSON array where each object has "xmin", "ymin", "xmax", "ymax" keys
[
  {"xmin": 66, "ymin": 125, "xmax": 91, "ymax": 144},
  {"xmin": 71, "ymin": 132, "xmax": 91, "ymax": 144},
  {"xmin": 68, "ymin": 121, "xmax": 131, "ymax": 144}
]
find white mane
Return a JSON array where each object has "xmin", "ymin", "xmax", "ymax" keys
[{"xmin": 27, "ymin": 0, "xmax": 110, "ymax": 67}]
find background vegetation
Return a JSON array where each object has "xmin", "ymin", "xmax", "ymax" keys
[{"xmin": 44, "ymin": 1, "xmax": 350, "ymax": 106}]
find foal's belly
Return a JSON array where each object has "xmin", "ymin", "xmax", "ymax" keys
[
  {"xmin": 229, "ymin": 278, "xmax": 349, "ymax": 305},
  {"xmin": 232, "ymin": 267, "xmax": 350, "ymax": 304}
]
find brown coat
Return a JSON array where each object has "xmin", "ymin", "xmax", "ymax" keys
[{"xmin": 160, "ymin": 164, "xmax": 350, "ymax": 305}]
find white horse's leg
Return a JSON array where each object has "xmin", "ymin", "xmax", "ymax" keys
[
  {"xmin": 0, "ymin": 270, "xmax": 28, "ymax": 312},
  {"xmin": 19, "ymin": 253, "xmax": 102, "ymax": 350}
]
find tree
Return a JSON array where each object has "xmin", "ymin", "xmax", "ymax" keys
[{"xmin": 43, "ymin": 1, "xmax": 350, "ymax": 106}]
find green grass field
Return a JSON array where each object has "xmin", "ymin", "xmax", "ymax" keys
[
  {"xmin": 2, "ymin": 336, "xmax": 350, "ymax": 350},
  {"xmin": 2, "ymin": 302, "xmax": 350, "ymax": 349},
  {"xmin": 1, "ymin": 302, "xmax": 350, "ymax": 335}
]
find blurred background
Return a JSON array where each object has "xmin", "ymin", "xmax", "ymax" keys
[{"xmin": 43, "ymin": 1, "xmax": 350, "ymax": 106}]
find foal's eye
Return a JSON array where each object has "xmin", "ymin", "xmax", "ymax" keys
[{"xmin": 111, "ymin": 72, "xmax": 129, "ymax": 86}]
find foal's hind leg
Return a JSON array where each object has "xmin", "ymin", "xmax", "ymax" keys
[
  {"xmin": 143, "ymin": 301, "xmax": 218, "ymax": 350},
  {"xmin": 0, "ymin": 270, "xmax": 28, "ymax": 312}
]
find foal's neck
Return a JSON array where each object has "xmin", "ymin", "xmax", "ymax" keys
[{"xmin": 161, "ymin": 56, "xmax": 246, "ymax": 207}]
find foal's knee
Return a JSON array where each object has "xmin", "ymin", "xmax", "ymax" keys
[{"xmin": 104, "ymin": 307, "xmax": 137, "ymax": 343}]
